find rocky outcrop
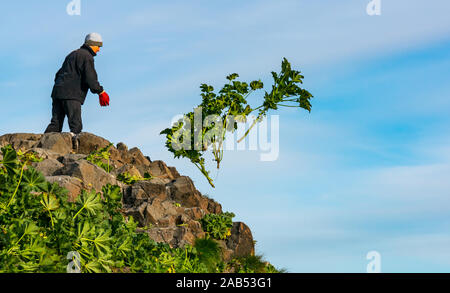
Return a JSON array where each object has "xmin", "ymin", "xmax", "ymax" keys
[
  {"xmin": 0, "ymin": 132, "xmax": 255, "ymax": 261},
  {"xmin": 226, "ymin": 222, "xmax": 255, "ymax": 258}
]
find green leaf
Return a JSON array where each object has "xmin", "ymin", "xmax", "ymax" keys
[
  {"xmin": 250, "ymin": 80, "xmax": 264, "ymax": 90},
  {"xmin": 23, "ymin": 222, "xmax": 39, "ymax": 236},
  {"xmin": 40, "ymin": 192, "xmax": 59, "ymax": 211},
  {"xmin": 116, "ymin": 237, "xmax": 132, "ymax": 256},
  {"xmin": 21, "ymin": 167, "xmax": 46, "ymax": 191},
  {"xmin": 84, "ymin": 260, "xmax": 103, "ymax": 273},
  {"xmin": 226, "ymin": 73, "xmax": 239, "ymax": 81},
  {"xmin": 77, "ymin": 221, "xmax": 92, "ymax": 240},
  {"xmin": 92, "ymin": 230, "xmax": 112, "ymax": 255},
  {"xmin": 102, "ymin": 184, "xmax": 122, "ymax": 201},
  {"xmin": 74, "ymin": 190, "xmax": 102, "ymax": 218},
  {"xmin": 1, "ymin": 145, "xmax": 18, "ymax": 176}
]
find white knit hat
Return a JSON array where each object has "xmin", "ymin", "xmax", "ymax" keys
[{"xmin": 84, "ymin": 32, "xmax": 103, "ymax": 47}]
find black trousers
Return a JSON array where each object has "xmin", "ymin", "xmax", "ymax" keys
[{"xmin": 44, "ymin": 99, "xmax": 82, "ymax": 134}]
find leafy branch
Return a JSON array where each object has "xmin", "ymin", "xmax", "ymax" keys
[{"xmin": 160, "ymin": 57, "xmax": 313, "ymax": 187}]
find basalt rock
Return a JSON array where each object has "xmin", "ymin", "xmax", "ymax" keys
[
  {"xmin": 0, "ymin": 133, "xmax": 42, "ymax": 151},
  {"xmin": 36, "ymin": 133, "xmax": 73, "ymax": 154},
  {"xmin": 45, "ymin": 175, "xmax": 83, "ymax": 202},
  {"xmin": 0, "ymin": 132, "xmax": 255, "ymax": 259},
  {"xmin": 32, "ymin": 158, "xmax": 64, "ymax": 176},
  {"xmin": 225, "ymin": 222, "xmax": 255, "ymax": 259}
]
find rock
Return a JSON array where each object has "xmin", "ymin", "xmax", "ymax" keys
[
  {"xmin": 217, "ymin": 240, "xmax": 235, "ymax": 263},
  {"xmin": 157, "ymin": 216, "xmax": 175, "ymax": 228},
  {"xmin": 147, "ymin": 160, "xmax": 174, "ymax": 179},
  {"xmin": 225, "ymin": 222, "xmax": 255, "ymax": 259},
  {"xmin": 147, "ymin": 227, "xmax": 178, "ymax": 246},
  {"xmin": 36, "ymin": 133, "xmax": 73, "ymax": 154},
  {"xmin": 207, "ymin": 199, "xmax": 223, "ymax": 214},
  {"xmin": 145, "ymin": 200, "xmax": 168, "ymax": 226},
  {"xmin": 168, "ymin": 166, "xmax": 181, "ymax": 178},
  {"xmin": 133, "ymin": 165, "xmax": 152, "ymax": 179},
  {"xmin": 161, "ymin": 197, "xmax": 181, "ymax": 213},
  {"xmin": 116, "ymin": 142, "xmax": 131, "ymax": 162},
  {"xmin": 75, "ymin": 132, "xmax": 122, "ymax": 167},
  {"xmin": 17, "ymin": 141, "xmax": 39, "ymax": 151},
  {"xmin": 177, "ymin": 222, "xmax": 206, "ymax": 248},
  {"xmin": 112, "ymin": 164, "xmax": 142, "ymax": 178},
  {"xmin": 168, "ymin": 176, "xmax": 212, "ymax": 212},
  {"xmin": 45, "ymin": 175, "xmax": 83, "ymax": 202},
  {"xmin": 58, "ymin": 153, "xmax": 87, "ymax": 165},
  {"xmin": 184, "ymin": 207, "xmax": 206, "ymax": 221},
  {"xmin": 128, "ymin": 161, "xmax": 176, "ymax": 181},
  {"xmin": 143, "ymin": 197, "xmax": 180, "ymax": 227},
  {"xmin": 123, "ymin": 178, "xmax": 169, "ymax": 204},
  {"xmin": 76, "ymin": 132, "xmax": 111, "ymax": 154},
  {"xmin": 128, "ymin": 147, "xmax": 151, "ymax": 166},
  {"xmin": 147, "ymin": 225, "xmax": 205, "ymax": 248},
  {"xmin": 144, "ymin": 198, "xmax": 163, "ymax": 223},
  {"xmin": 124, "ymin": 202, "xmax": 148, "ymax": 226},
  {"xmin": 32, "ymin": 158, "xmax": 64, "ymax": 176},
  {"xmin": 55, "ymin": 160, "xmax": 117, "ymax": 192},
  {"xmin": 122, "ymin": 177, "xmax": 212, "ymax": 249},
  {"xmin": 0, "ymin": 133, "xmax": 42, "ymax": 151},
  {"xmin": 186, "ymin": 219, "xmax": 204, "ymax": 235},
  {"xmin": 116, "ymin": 142, "xmax": 128, "ymax": 153},
  {"xmin": 29, "ymin": 148, "xmax": 61, "ymax": 160}
]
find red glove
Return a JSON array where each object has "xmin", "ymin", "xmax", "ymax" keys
[{"xmin": 99, "ymin": 91, "xmax": 110, "ymax": 106}]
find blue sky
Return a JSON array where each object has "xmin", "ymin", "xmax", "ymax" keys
[{"xmin": 1, "ymin": 0, "xmax": 450, "ymax": 272}]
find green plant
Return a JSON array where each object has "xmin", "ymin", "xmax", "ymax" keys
[
  {"xmin": 0, "ymin": 145, "xmax": 229, "ymax": 273},
  {"xmin": 228, "ymin": 254, "xmax": 284, "ymax": 273},
  {"xmin": 200, "ymin": 212, "xmax": 235, "ymax": 240},
  {"xmin": 160, "ymin": 58, "xmax": 313, "ymax": 187},
  {"xmin": 86, "ymin": 143, "xmax": 114, "ymax": 173},
  {"xmin": 193, "ymin": 237, "xmax": 223, "ymax": 272},
  {"xmin": 116, "ymin": 172, "xmax": 152, "ymax": 185},
  {"xmin": 0, "ymin": 146, "xmax": 44, "ymax": 211}
]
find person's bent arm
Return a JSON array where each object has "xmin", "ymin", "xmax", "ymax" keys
[{"xmin": 83, "ymin": 58, "xmax": 103, "ymax": 94}]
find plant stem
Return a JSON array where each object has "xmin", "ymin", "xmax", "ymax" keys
[
  {"xmin": 48, "ymin": 210, "xmax": 54, "ymax": 229},
  {"xmin": 241, "ymin": 89, "xmax": 254, "ymax": 101},
  {"xmin": 278, "ymin": 104, "xmax": 300, "ymax": 107},
  {"xmin": 73, "ymin": 205, "xmax": 85, "ymax": 220},
  {"xmin": 7, "ymin": 231, "xmax": 26, "ymax": 254},
  {"xmin": 193, "ymin": 162, "xmax": 215, "ymax": 188},
  {"xmin": 7, "ymin": 162, "xmax": 26, "ymax": 208},
  {"xmin": 237, "ymin": 116, "xmax": 260, "ymax": 143}
]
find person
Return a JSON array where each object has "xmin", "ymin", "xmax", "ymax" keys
[{"xmin": 44, "ymin": 32, "xmax": 110, "ymax": 148}]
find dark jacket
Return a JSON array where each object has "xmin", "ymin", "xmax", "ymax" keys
[{"xmin": 51, "ymin": 44, "xmax": 103, "ymax": 104}]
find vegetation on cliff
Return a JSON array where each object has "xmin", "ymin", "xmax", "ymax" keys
[{"xmin": 0, "ymin": 144, "xmax": 281, "ymax": 273}]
